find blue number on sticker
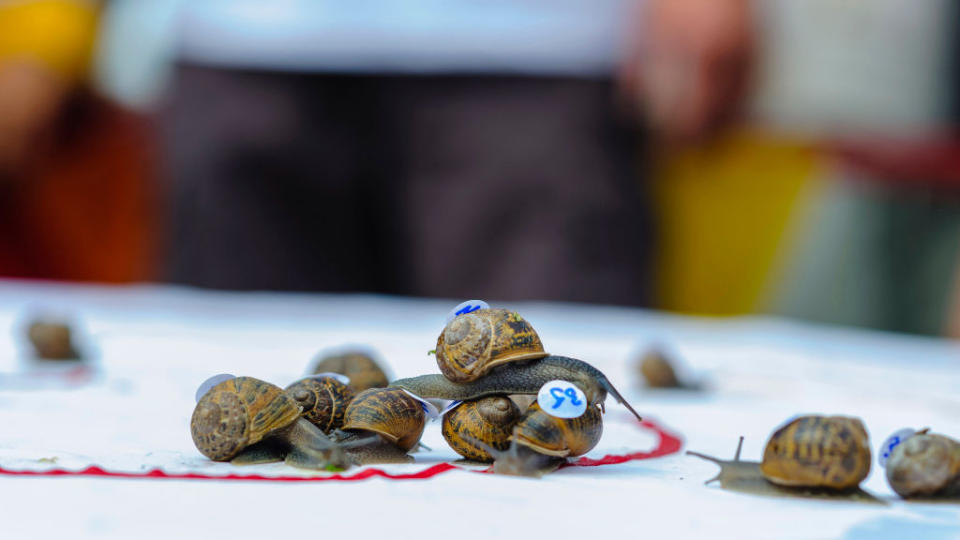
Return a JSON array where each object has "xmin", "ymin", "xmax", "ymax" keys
[
  {"xmin": 455, "ymin": 304, "xmax": 483, "ymax": 316},
  {"xmin": 883, "ymin": 436, "xmax": 902, "ymax": 460},
  {"xmin": 549, "ymin": 387, "xmax": 566, "ymax": 409},
  {"xmin": 549, "ymin": 387, "xmax": 583, "ymax": 409}
]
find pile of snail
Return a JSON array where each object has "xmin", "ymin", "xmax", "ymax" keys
[
  {"xmin": 190, "ymin": 306, "xmax": 643, "ymax": 477},
  {"xmin": 390, "ymin": 306, "xmax": 642, "ymax": 476},
  {"xmin": 689, "ymin": 415, "xmax": 960, "ymax": 502}
]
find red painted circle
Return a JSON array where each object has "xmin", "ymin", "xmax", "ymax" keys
[{"xmin": 0, "ymin": 417, "xmax": 682, "ymax": 482}]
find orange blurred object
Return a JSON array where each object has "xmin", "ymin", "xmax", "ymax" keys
[{"xmin": 0, "ymin": 91, "xmax": 159, "ymax": 282}]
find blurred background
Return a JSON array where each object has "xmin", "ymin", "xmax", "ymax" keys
[{"xmin": 3, "ymin": 0, "xmax": 960, "ymax": 338}]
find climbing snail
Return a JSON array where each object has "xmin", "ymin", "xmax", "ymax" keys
[
  {"xmin": 191, "ymin": 376, "xmax": 350, "ymax": 470},
  {"xmin": 434, "ymin": 308, "xmax": 548, "ymax": 383},
  {"xmin": 311, "ymin": 350, "xmax": 389, "ymax": 392},
  {"xmin": 330, "ymin": 387, "xmax": 427, "ymax": 464},
  {"xmin": 688, "ymin": 415, "xmax": 878, "ymax": 502},
  {"xmin": 441, "ymin": 396, "xmax": 521, "ymax": 462},
  {"xmin": 285, "ymin": 376, "xmax": 355, "ymax": 434},
  {"xmin": 885, "ymin": 429, "xmax": 960, "ymax": 498},
  {"xmin": 392, "ymin": 355, "xmax": 643, "ymax": 422},
  {"xmin": 761, "ymin": 415, "xmax": 871, "ymax": 490}
]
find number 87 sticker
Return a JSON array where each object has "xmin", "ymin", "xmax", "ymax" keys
[{"xmin": 537, "ymin": 380, "xmax": 588, "ymax": 418}]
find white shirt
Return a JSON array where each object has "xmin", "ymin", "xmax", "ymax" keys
[{"xmin": 174, "ymin": 0, "xmax": 639, "ymax": 76}]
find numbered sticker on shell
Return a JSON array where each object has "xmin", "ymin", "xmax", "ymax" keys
[
  {"xmin": 195, "ymin": 373, "xmax": 236, "ymax": 403},
  {"xmin": 439, "ymin": 400, "xmax": 464, "ymax": 417},
  {"xmin": 878, "ymin": 428, "xmax": 917, "ymax": 468},
  {"xmin": 537, "ymin": 380, "xmax": 588, "ymax": 419},
  {"xmin": 401, "ymin": 389, "xmax": 440, "ymax": 420},
  {"xmin": 444, "ymin": 300, "xmax": 490, "ymax": 324}
]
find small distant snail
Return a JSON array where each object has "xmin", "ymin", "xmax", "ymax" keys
[
  {"xmin": 285, "ymin": 376, "xmax": 355, "ymax": 434},
  {"xmin": 191, "ymin": 376, "xmax": 349, "ymax": 470},
  {"xmin": 885, "ymin": 429, "xmax": 960, "ymax": 498},
  {"xmin": 311, "ymin": 350, "xmax": 389, "ymax": 392},
  {"xmin": 434, "ymin": 308, "xmax": 547, "ymax": 383},
  {"xmin": 442, "ymin": 396, "xmax": 520, "ymax": 462},
  {"xmin": 392, "ymin": 355, "xmax": 642, "ymax": 422},
  {"xmin": 480, "ymin": 401, "xmax": 604, "ymax": 477},
  {"xmin": 637, "ymin": 348, "xmax": 680, "ymax": 388},
  {"xmin": 688, "ymin": 415, "xmax": 879, "ymax": 503},
  {"xmin": 27, "ymin": 320, "xmax": 79, "ymax": 360},
  {"xmin": 330, "ymin": 387, "xmax": 427, "ymax": 464}
]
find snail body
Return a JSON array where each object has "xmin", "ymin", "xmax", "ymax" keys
[
  {"xmin": 391, "ymin": 355, "xmax": 642, "ymax": 422},
  {"xmin": 442, "ymin": 396, "xmax": 520, "ymax": 462},
  {"xmin": 312, "ymin": 351, "xmax": 388, "ymax": 392},
  {"xmin": 332, "ymin": 387, "xmax": 427, "ymax": 464},
  {"xmin": 191, "ymin": 376, "xmax": 348, "ymax": 470},
  {"xmin": 285, "ymin": 376, "xmax": 354, "ymax": 433},
  {"xmin": 761, "ymin": 415, "xmax": 871, "ymax": 491},
  {"xmin": 435, "ymin": 308, "xmax": 547, "ymax": 383},
  {"xmin": 886, "ymin": 431, "xmax": 960, "ymax": 498}
]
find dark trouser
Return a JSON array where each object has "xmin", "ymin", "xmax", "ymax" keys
[{"xmin": 161, "ymin": 65, "xmax": 652, "ymax": 305}]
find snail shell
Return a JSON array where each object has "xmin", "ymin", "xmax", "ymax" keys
[
  {"xmin": 312, "ymin": 351, "xmax": 388, "ymax": 392},
  {"xmin": 436, "ymin": 308, "xmax": 547, "ymax": 383},
  {"xmin": 513, "ymin": 401, "xmax": 603, "ymax": 458},
  {"xmin": 27, "ymin": 320, "xmax": 79, "ymax": 360},
  {"xmin": 285, "ymin": 376, "xmax": 355, "ymax": 433},
  {"xmin": 761, "ymin": 415, "xmax": 871, "ymax": 490},
  {"xmin": 191, "ymin": 377, "xmax": 301, "ymax": 461},
  {"xmin": 442, "ymin": 396, "xmax": 520, "ymax": 462},
  {"xmin": 342, "ymin": 387, "xmax": 426, "ymax": 452},
  {"xmin": 638, "ymin": 349, "xmax": 680, "ymax": 388},
  {"xmin": 886, "ymin": 432, "xmax": 960, "ymax": 498}
]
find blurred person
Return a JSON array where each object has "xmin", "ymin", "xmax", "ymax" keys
[
  {"xmin": 161, "ymin": 0, "xmax": 753, "ymax": 304},
  {"xmin": 0, "ymin": 0, "xmax": 159, "ymax": 282}
]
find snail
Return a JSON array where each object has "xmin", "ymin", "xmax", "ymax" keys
[
  {"xmin": 885, "ymin": 429, "xmax": 960, "ymax": 499},
  {"xmin": 434, "ymin": 308, "xmax": 547, "ymax": 383},
  {"xmin": 761, "ymin": 415, "xmax": 871, "ymax": 490},
  {"xmin": 391, "ymin": 355, "xmax": 642, "ymax": 422},
  {"xmin": 475, "ymin": 401, "xmax": 604, "ymax": 477},
  {"xmin": 311, "ymin": 350, "xmax": 389, "ymax": 392},
  {"xmin": 441, "ymin": 396, "xmax": 520, "ymax": 462},
  {"xmin": 191, "ymin": 376, "xmax": 350, "ymax": 470},
  {"xmin": 284, "ymin": 376, "xmax": 355, "ymax": 433},
  {"xmin": 688, "ymin": 416, "xmax": 881, "ymax": 503},
  {"xmin": 637, "ymin": 349, "xmax": 680, "ymax": 388},
  {"xmin": 329, "ymin": 387, "xmax": 427, "ymax": 465},
  {"xmin": 27, "ymin": 320, "xmax": 79, "ymax": 360}
]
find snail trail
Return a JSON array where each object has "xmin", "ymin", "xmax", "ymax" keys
[{"xmin": 0, "ymin": 418, "xmax": 682, "ymax": 483}]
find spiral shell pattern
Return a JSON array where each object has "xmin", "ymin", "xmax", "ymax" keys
[
  {"xmin": 512, "ymin": 401, "xmax": 603, "ymax": 458},
  {"xmin": 442, "ymin": 396, "xmax": 520, "ymax": 462},
  {"xmin": 190, "ymin": 377, "xmax": 301, "ymax": 461},
  {"xmin": 436, "ymin": 309, "xmax": 547, "ymax": 383},
  {"xmin": 760, "ymin": 415, "xmax": 871, "ymax": 490},
  {"xmin": 285, "ymin": 376, "xmax": 355, "ymax": 433},
  {"xmin": 342, "ymin": 387, "xmax": 426, "ymax": 451}
]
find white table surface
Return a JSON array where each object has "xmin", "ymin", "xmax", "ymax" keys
[{"xmin": 0, "ymin": 279, "xmax": 958, "ymax": 539}]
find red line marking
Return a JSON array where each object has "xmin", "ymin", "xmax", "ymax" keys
[{"xmin": 0, "ymin": 417, "xmax": 682, "ymax": 482}]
